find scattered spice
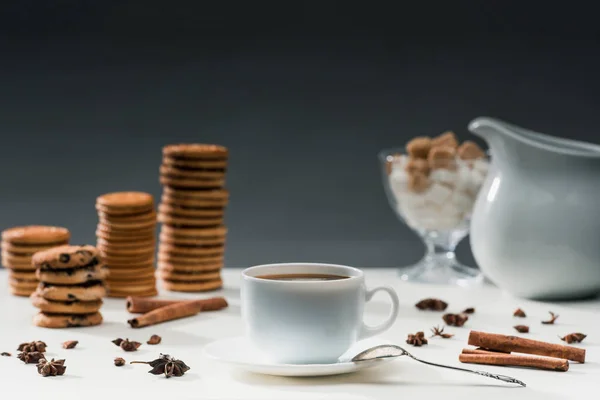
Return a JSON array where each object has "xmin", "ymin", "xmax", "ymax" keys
[
  {"xmin": 17, "ymin": 351, "xmax": 45, "ymax": 364},
  {"xmin": 443, "ymin": 313, "xmax": 468, "ymax": 327},
  {"xmin": 147, "ymin": 335, "xmax": 162, "ymax": 345},
  {"xmin": 130, "ymin": 354, "xmax": 190, "ymax": 378},
  {"xmin": 560, "ymin": 333, "xmax": 587, "ymax": 344},
  {"xmin": 542, "ymin": 312, "xmax": 559, "ymax": 325},
  {"xmin": 415, "ymin": 298, "xmax": 448, "ymax": 311},
  {"xmin": 37, "ymin": 358, "xmax": 66, "ymax": 377},
  {"xmin": 430, "ymin": 325, "xmax": 454, "ymax": 338},
  {"xmin": 17, "ymin": 341, "xmax": 47, "ymax": 353},
  {"xmin": 114, "ymin": 357, "xmax": 126, "ymax": 367},
  {"xmin": 513, "ymin": 308, "xmax": 526, "ymax": 317},
  {"xmin": 1, "ymin": 352, "xmax": 11, "ymax": 357},
  {"xmin": 62, "ymin": 340, "xmax": 78, "ymax": 349},
  {"xmin": 514, "ymin": 325, "xmax": 530, "ymax": 333},
  {"xmin": 406, "ymin": 331, "xmax": 428, "ymax": 346},
  {"xmin": 112, "ymin": 338, "xmax": 141, "ymax": 352},
  {"xmin": 462, "ymin": 307, "xmax": 475, "ymax": 314}
]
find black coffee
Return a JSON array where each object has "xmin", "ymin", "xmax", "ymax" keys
[{"xmin": 256, "ymin": 273, "xmax": 350, "ymax": 281}]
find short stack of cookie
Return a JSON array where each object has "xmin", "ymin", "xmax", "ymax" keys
[
  {"xmin": 31, "ymin": 245, "xmax": 106, "ymax": 328},
  {"xmin": 95, "ymin": 192, "xmax": 158, "ymax": 298},
  {"xmin": 157, "ymin": 144, "xmax": 229, "ymax": 292},
  {"xmin": 1, "ymin": 226, "xmax": 70, "ymax": 297}
]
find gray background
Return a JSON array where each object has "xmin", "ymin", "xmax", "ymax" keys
[{"xmin": 0, "ymin": 2, "xmax": 598, "ymax": 268}]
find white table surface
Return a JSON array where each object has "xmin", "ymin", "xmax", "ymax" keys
[{"xmin": 0, "ymin": 268, "xmax": 598, "ymax": 400}]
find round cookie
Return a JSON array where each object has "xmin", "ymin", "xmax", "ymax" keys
[
  {"xmin": 158, "ymin": 203, "xmax": 224, "ymax": 218},
  {"xmin": 98, "ymin": 218, "xmax": 156, "ymax": 230},
  {"xmin": 1, "ymin": 226, "xmax": 70, "ymax": 245},
  {"xmin": 1, "ymin": 240, "xmax": 68, "ymax": 255},
  {"xmin": 163, "ymin": 187, "xmax": 229, "ymax": 200},
  {"xmin": 157, "ymin": 261, "xmax": 223, "ymax": 272},
  {"xmin": 157, "ymin": 252, "xmax": 223, "ymax": 264},
  {"xmin": 160, "ymin": 164, "xmax": 225, "ymax": 180},
  {"xmin": 107, "ymin": 288, "xmax": 158, "ymax": 298},
  {"xmin": 161, "ymin": 278, "xmax": 223, "ymax": 292},
  {"xmin": 108, "ymin": 268, "xmax": 156, "ymax": 280},
  {"xmin": 98, "ymin": 210, "xmax": 156, "ymax": 223},
  {"xmin": 96, "ymin": 191, "xmax": 154, "ymax": 209},
  {"xmin": 31, "ymin": 292, "xmax": 103, "ymax": 314},
  {"xmin": 9, "ymin": 269, "xmax": 37, "ymax": 280},
  {"xmin": 10, "ymin": 285, "xmax": 35, "ymax": 297},
  {"xmin": 9, "ymin": 277, "xmax": 38, "ymax": 289},
  {"xmin": 108, "ymin": 277, "xmax": 156, "ymax": 288},
  {"xmin": 102, "ymin": 253, "xmax": 154, "ymax": 264},
  {"xmin": 96, "ymin": 237, "xmax": 155, "ymax": 249},
  {"xmin": 159, "ymin": 244, "xmax": 224, "ymax": 257},
  {"xmin": 97, "ymin": 245, "xmax": 155, "ymax": 257},
  {"xmin": 162, "ymin": 143, "xmax": 228, "ymax": 159},
  {"xmin": 108, "ymin": 282, "xmax": 157, "ymax": 295},
  {"xmin": 156, "ymin": 269, "xmax": 221, "ymax": 282},
  {"xmin": 159, "ymin": 232, "xmax": 225, "ymax": 246},
  {"xmin": 33, "ymin": 311, "xmax": 103, "ymax": 328},
  {"xmin": 163, "ymin": 156, "xmax": 228, "ymax": 169},
  {"xmin": 104, "ymin": 260, "xmax": 155, "ymax": 269},
  {"xmin": 32, "ymin": 245, "xmax": 100, "ymax": 269},
  {"xmin": 95, "ymin": 228, "xmax": 155, "ymax": 242},
  {"xmin": 161, "ymin": 193, "xmax": 228, "ymax": 208},
  {"xmin": 160, "ymin": 225, "xmax": 227, "ymax": 238},
  {"xmin": 157, "ymin": 213, "xmax": 223, "ymax": 227},
  {"xmin": 96, "ymin": 222, "xmax": 155, "ymax": 235},
  {"xmin": 160, "ymin": 175, "xmax": 225, "ymax": 189},
  {"xmin": 36, "ymin": 265, "xmax": 109, "ymax": 285},
  {"xmin": 34, "ymin": 282, "xmax": 106, "ymax": 301},
  {"xmin": 2, "ymin": 251, "xmax": 35, "ymax": 265}
]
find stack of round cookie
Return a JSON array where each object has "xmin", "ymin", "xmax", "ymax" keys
[
  {"xmin": 1, "ymin": 226, "xmax": 70, "ymax": 297},
  {"xmin": 31, "ymin": 245, "xmax": 106, "ymax": 328},
  {"xmin": 157, "ymin": 144, "xmax": 229, "ymax": 292},
  {"xmin": 95, "ymin": 192, "xmax": 158, "ymax": 298}
]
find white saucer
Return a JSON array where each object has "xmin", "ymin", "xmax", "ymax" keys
[{"xmin": 203, "ymin": 336, "xmax": 397, "ymax": 377}]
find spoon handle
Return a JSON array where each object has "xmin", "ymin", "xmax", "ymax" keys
[{"xmin": 406, "ymin": 353, "xmax": 527, "ymax": 387}]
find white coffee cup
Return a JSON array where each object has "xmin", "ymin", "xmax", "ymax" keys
[{"xmin": 241, "ymin": 263, "xmax": 400, "ymax": 364}]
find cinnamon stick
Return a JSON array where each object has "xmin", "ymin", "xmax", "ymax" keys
[
  {"xmin": 126, "ymin": 296, "xmax": 228, "ymax": 314},
  {"xmin": 468, "ymin": 330, "xmax": 585, "ymax": 363},
  {"xmin": 463, "ymin": 348, "xmax": 508, "ymax": 355},
  {"xmin": 459, "ymin": 353, "xmax": 569, "ymax": 372},
  {"xmin": 128, "ymin": 301, "xmax": 203, "ymax": 328}
]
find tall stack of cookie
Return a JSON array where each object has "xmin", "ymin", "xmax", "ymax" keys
[
  {"xmin": 31, "ymin": 245, "xmax": 106, "ymax": 328},
  {"xmin": 156, "ymin": 144, "xmax": 229, "ymax": 292},
  {"xmin": 95, "ymin": 192, "xmax": 158, "ymax": 298},
  {"xmin": 1, "ymin": 226, "xmax": 70, "ymax": 297}
]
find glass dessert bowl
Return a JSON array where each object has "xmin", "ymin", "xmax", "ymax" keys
[{"xmin": 379, "ymin": 131, "xmax": 489, "ymax": 286}]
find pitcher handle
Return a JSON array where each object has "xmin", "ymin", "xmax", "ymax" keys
[{"xmin": 359, "ymin": 286, "xmax": 400, "ymax": 339}]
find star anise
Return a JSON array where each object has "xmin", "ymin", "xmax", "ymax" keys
[
  {"xmin": 114, "ymin": 357, "xmax": 126, "ymax": 366},
  {"xmin": 406, "ymin": 331, "xmax": 428, "ymax": 346},
  {"xmin": 542, "ymin": 311, "xmax": 559, "ymax": 325},
  {"xmin": 1, "ymin": 352, "xmax": 10, "ymax": 357},
  {"xmin": 17, "ymin": 351, "xmax": 46, "ymax": 364},
  {"xmin": 112, "ymin": 338, "xmax": 141, "ymax": 352},
  {"xmin": 37, "ymin": 358, "xmax": 66, "ymax": 377},
  {"xmin": 560, "ymin": 333, "xmax": 586, "ymax": 344},
  {"xmin": 62, "ymin": 340, "xmax": 78, "ymax": 349},
  {"xmin": 442, "ymin": 313, "xmax": 468, "ymax": 327},
  {"xmin": 415, "ymin": 298, "xmax": 448, "ymax": 311},
  {"xmin": 131, "ymin": 354, "xmax": 190, "ymax": 378},
  {"xmin": 514, "ymin": 325, "xmax": 529, "ymax": 333},
  {"xmin": 513, "ymin": 308, "xmax": 526, "ymax": 317},
  {"xmin": 462, "ymin": 307, "xmax": 475, "ymax": 314},
  {"xmin": 430, "ymin": 325, "xmax": 454, "ymax": 338},
  {"xmin": 18, "ymin": 341, "xmax": 47, "ymax": 353},
  {"xmin": 147, "ymin": 335, "xmax": 162, "ymax": 345}
]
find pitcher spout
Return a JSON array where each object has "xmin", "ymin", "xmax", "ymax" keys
[{"xmin": 468, "ymin": 117, "xmax": 600, "ymax": 158}]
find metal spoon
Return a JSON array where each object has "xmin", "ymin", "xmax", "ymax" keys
[{"xmin": 351, "ymin": 344, "xmax": 526, "ymax": 387}]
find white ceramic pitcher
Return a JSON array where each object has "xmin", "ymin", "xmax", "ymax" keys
[{"xmin": 468, "ymin": 117, "xmax": 600, "ymax": 300}]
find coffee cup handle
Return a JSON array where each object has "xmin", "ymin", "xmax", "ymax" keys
[{"xmin": 359, "ymin": 286, "xmax": 400, "ymax": 339}]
